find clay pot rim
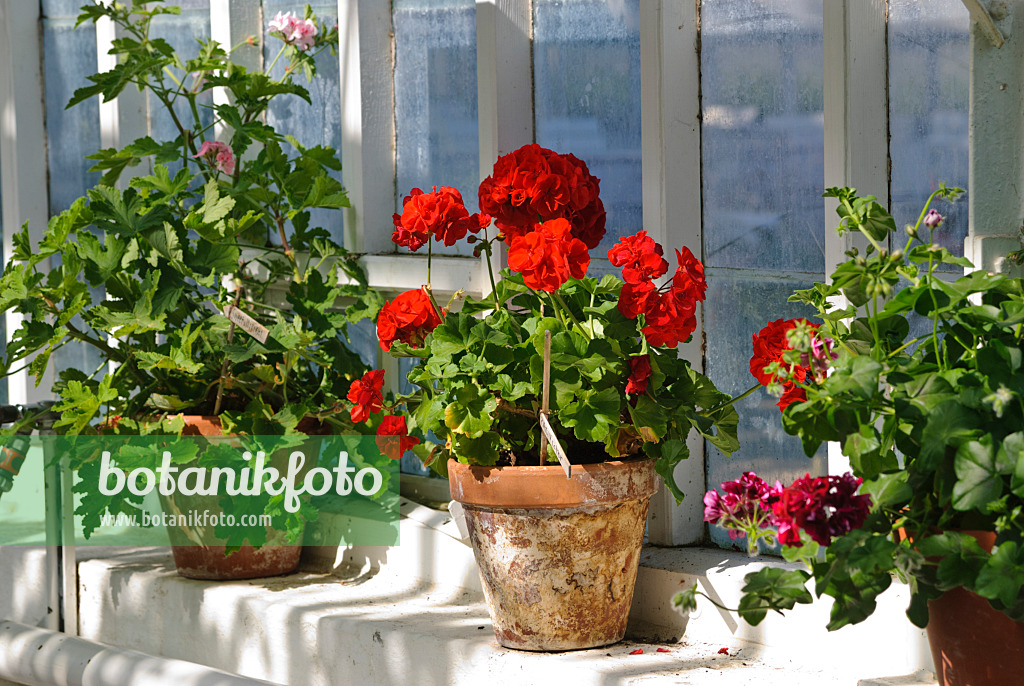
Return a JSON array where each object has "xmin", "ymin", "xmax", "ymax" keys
[{"xmin": 448, "ymin": 456, "xmax": 660, "ymax": 509}]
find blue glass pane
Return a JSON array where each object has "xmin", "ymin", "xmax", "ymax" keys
[
  {"xmin": 703, "ymin": 272, "xmax": 827, "ymax": 548},
  {"xmin": 533, "ymin": 0, "xmax": 642, "ymax": 253},
  {"xmin": 148, "ymin": 4, "xmax": 215, "ymax": 152},
  {"xmin": 889, "ymin": 0, "xmax": 969, "ymax": 271},
  {"xmin": 393, "ymin": 0, "xmax": 479, "ymax": 257},
  {"xmin": 42, "ymin": 18, "xmax": 101, "ymax": 216},
  {"xmin": 264, "ymin": 1, "xmax": 345, "ymax": 246},
  {"xmin": 701, "ymin": 0, "xmax": 824, "ymax": 273}
]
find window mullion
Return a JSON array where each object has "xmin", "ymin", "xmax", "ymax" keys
[
  {"xmin": 822, "ymin": 0, "xmax": 889, "ymax": 475},
  {"xmin": 0, "ymin": 0, "xmax": 53, "ymax": 405},
  {"xmin": 639, "ymin": 0, "xmax": 704, "ymax": 546},
  {"xmin": 338, "ymin": 0, "xmax": 395, "ymax": 255},
  {"xmin": 209, "ymin": 0, "xmax": 262, "ymax": 142},
  {"xmin": 475, "ymin": 0, "xmax": 533, "ymax": 278}
]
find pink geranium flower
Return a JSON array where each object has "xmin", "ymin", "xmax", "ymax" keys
[
  {"xmin": 192, "ymin": 140, "xmax": 235, "ymax": 176},
  {"xmin": 267, "ymin": 11, "xmax": 318, "ymax": 52}
]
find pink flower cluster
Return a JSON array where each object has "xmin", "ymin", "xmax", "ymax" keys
[
  {"xmin": 267, "ymin": 11, "xmax": 318, "ymax": 51},
  {"xmin": 704, "ymin": 471, "xmax": 872, "ymax": 548},
  {"xmin": 192, "ymin": 140, "xmax": 235, "ymax": 176}
]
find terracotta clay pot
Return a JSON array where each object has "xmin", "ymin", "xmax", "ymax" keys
[
  {"xmin": 926, "ymin": 531, "xmax": 1024, "ymax": 686},
  {"xmin": 161, "ymin": 415, "xmax": 304, "ymax": 581},
  {"xmin": 448, "ymin": 458, "xmax": 659, "ymax": 651}
]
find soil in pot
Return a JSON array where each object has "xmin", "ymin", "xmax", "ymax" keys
[{"xmin": 449, "ymin": 457, "xmax": 659, "ymax": 651}]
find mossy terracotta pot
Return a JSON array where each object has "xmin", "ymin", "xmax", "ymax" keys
[
  {"xmin": 448, "ymin": 457, "xmax": 659, "ymax": 651},
  {"xmin": 161, "ymin": 415, "xmax": 304, "ymax": 581},
  {"xmin": 926, "ymin": 530, "xmax": 1024, "ymax": 686}
]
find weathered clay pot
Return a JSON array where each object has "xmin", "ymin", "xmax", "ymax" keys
[
  {"xmin": 926, "ymin": 531, "xmax": 1024, "ymax": 686},
  {"xmin": 449, "ymin": 457, "xmax": 659, "ymax": 651},
  {"xmin": 162, "ymin": 415, "xmax": 304, "ymax": 581}
]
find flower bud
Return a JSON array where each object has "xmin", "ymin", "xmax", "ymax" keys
[
  {"xmin": 924, "ymin": 209, "xmax": 943, "ymax": 229},
  {"xmin": 905, "ymin": 223, "xmax": 918, "ymax": 238},
  {"xmin": 466, "ymin": 235, "xmax": 478, "ymax": 244},
  {"xmin": 472, "ymin": 246, "xmax": 482, "ymax": 258}
]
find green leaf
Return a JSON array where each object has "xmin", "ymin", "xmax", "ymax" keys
[
  {"xmin": 952, "ymin": 435, "xmax": 1003, "ymax": 511},
  {"xmin": 975, "ymin": 542, "xmax": 1024, "ymax": 608},
  {"xmin": 560, "ymin": 387, "xmax": 621, "ymax": 444},
  {"xmin": 627, "ymin": 395, "xmax": 668, "ymax": 442},
  {"xmin": 917, "ymin": 400, "xmax": 979, "ymax": 471},
  {"xmin": 737, "ymin": 567, "xmax": 813, "ymax": 626},
  {"xmin": 444, "ymin": 384, "xmax": 497, "ymax": 438},
  {"xmin": 861, "ymin": 471, "xmax": 911, "ymax": 510}
]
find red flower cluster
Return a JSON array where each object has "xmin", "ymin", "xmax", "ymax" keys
[
  {"xmin": 625, "ymin": 355, "xmax": 652, "ymax": 396},
  {"xmin": 770, "ymin": 473, "xmax": 872, "ymax": 547},
  {"xmin": 611, "ymin": 233, "xmax": 707, "ymax": 348},
  {"xmin": 478, "ymin": 144, "xmax": 606, "ymax": 249},
  {"xmin": 750, "ymin": 318, "xmax": 817, "ymax": 411},
  {"xmin": 392, "ymin": 186, "xmax": 491, "ymax": 251},
  {"xmin": 608, "ymin": 231, "xmax": 668, "ymax": 285},
  {"xmin": 376, "ymin": 287, "xmax": 444, "ymax": 351},
  {"xmin": 506, "ymin": 218, "xmax": 590, "ymax": 292},
  {"xmin": 346, "ymin": 369, "xmax": 385, "ymax": 423},
  {"xmin": 704, "ymin": 471, "xmax": 872, "ymax": 548},
  {"xmin": 375, "ymin": 415, "xmax": 420, "ymax": 460}
]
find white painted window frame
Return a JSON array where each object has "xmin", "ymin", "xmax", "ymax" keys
[{"xmin": 0, "ymin": 0, "xmax": 917, "ymax": 546}]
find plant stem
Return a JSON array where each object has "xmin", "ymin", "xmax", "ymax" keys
[
  {"xmin": 265, "ymin": 44, "xmax": 288, "ymax": 76},
  {"xmin": 213, "ymin": 286, "xmax": 244, "ymax": 415},
  {"xmin": 481, "ymin": 233, "xmax": 504, "ymax": 312},
  {"xmin": 553, "ymin": 292, "xmax": 591, "ymax": 340},
  {"xmin": 274, "ymin": 214, "xmax": 301, "ymax": 283},
  {"xmin": 705, "ymin": 383, "xmax": 760, "ymax": 415}
]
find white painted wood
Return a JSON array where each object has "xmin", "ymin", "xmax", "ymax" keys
[
  {"xmin": 0, "ymin": 0, "xmax": 54, "ymax": 405},
  {"xmin": 639, "ymin": 0, "xmax": 705, "ymax": 545},
  {"xmin": 822, "ymin": 0, "xmax": 889, "ymax": 476},
  {"xmin": 209, "ymin": 0, "xmax": 263, "ymax": 142},
  {"xmin": 476, "ymin": 0, "xmax": 533, "ymax": 283},
  {"xmin": 358, "ymin": 255, "xmax": 486, "ymax": 299},
  {"xmin": 963, "ymin": 0, "xmax": 1024, "ymax": 274},
  {"xmin": 338, "ymin": 0, "xmax": 396, "ymax": 255},
  {"xmin": 822, "ymin": 0, "xmax": 889, "ymax": 270},
  {"xmin": 95, "ymin": 15, "xmax": 150, "ymax": 184}
]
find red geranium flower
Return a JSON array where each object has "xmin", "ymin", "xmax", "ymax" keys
[
  {"xmin": 392, "ymin": 186, "xmax": 490, "ymax": 251},
  {"xmin": 771, "ymin": 473, "xmax": 871, "ymax": 547},
  {"xmin": 749, "ymin": 318, "xmax": 819, "ymax": 410},
  {"xmin": 376, "ymin": 287, "xmax": 444, "ymax": 351},
  {"xmin": 625, "ymin": 355, "xmax": 652, "ymax": 396},
  {"xmin": 346, "ymin": 369, "xmax": 385, "ymax": 423},
  {"xmin": 608, "ymin": 231, "xmax": 669, "ymax": 285},
  {"xmin": 479, "ymin": 144, "xmax": 606, "ymax": 248},
  {"xmin": 375, "ymin": 415, "xmax": 420, "ymax": 460},
  {"xmin": 672, "ymin": 247, "xmax": 707, "ymax": 303},
  {"xmin": 617, "ymin": 280, "xmax": 658, "ymax": 319},
  {"xmin": 506, "ymin": 218, "xmax": 590, "ymax": 292},
  {"xmin": 642, "ymin": 291, "xmax": 698, "ymax": 348}
]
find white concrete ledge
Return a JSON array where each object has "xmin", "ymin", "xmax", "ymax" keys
[{"xmin": 69, "ymin": 505, "xmax": 937, "ymax": 686}]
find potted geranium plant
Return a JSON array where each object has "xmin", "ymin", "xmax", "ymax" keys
[
  {"xmin": 371, "ymin": 144, "xmax": 740, "ymax": 650},
  {"xmin": 674, "ymin": 185, "xmax": 1024, "ymax": 686},
  {"xmin": 0, "ymin": 2, "xmax": 385, "ymax": 579}
]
